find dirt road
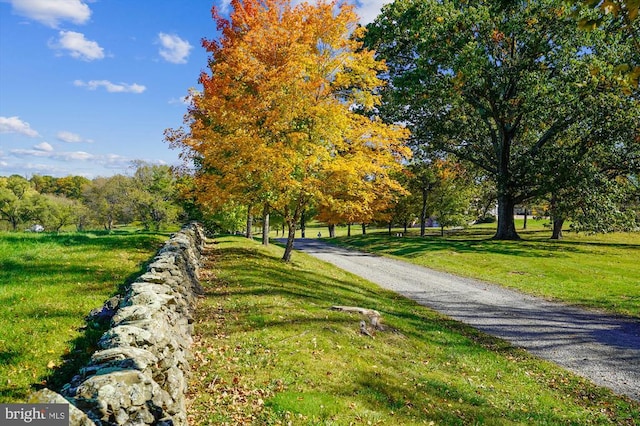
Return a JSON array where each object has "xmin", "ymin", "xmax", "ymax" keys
[{"xmin": 288, "ymin": 238, "xmax": 640, "ymax": 401}]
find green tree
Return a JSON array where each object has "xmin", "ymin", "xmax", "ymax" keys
[
  {"xmin": 38, "ymin": 194, "xmax": 79, "ymax": 232},
  {"xmin": 30, "ymin": 175, "xmax": 57, "ymax": 195},
  {"xmin": 469, "ymin": 175, "xmax": 497, "ymax": 224},
  {"xmin": 0, "ymin": 175, "xmax": 36, "ymax": 231},
  {"xmin": 572, "ymin": 0, "xmax": 639, "ymax": 92},
  {"xmin": 428, "ymin": 162, "xmax": 472, "ymax": 236},
  {"xmin": 56, "ymin": 175, "xmax": 90, "ymax": 200},
  {"xmin": 382, "ymin": 170, "xmax": 417, "ymax": 234},
  {"xmin": 210, "ymin": 202, "xmax": 249, "ymax": 235},
  {"xmin": 365, "ymin": 0, "xmax": 638, "ymax": 240},
  {"xmin": 83, "ymin": 175, "xmax": 134, "ymax": 231},
  {"xmin": 131, "ymin": 162, "xmax": 181, "ymax": 231},
  {"xmin": 407, "ymin": 161, "xmax": 438, "ymax": 237}
]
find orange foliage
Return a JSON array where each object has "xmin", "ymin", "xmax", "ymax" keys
[{"xmin": 168, "ymin": 0, "xmax": 410, "ymax": 240}]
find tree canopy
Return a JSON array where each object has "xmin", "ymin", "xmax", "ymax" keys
[
  {"xmin": 365, "ymin": 0, "xmax": 640, "ymax": 239},
  {"xmin": 167, "ymin": 0, "xmax": 410, "ymax": 260}
]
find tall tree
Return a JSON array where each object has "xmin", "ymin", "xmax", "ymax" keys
[
  {"xmin": 365, "ymin": 0, "xmax": 638, "ymax": 240},
  {"xmin": 572, "ymin": 0, "xmax": 639, "ymax": 92},
  {"xmin": 167, "ymin": 0, "xmax": 410, "ymax": 261}
]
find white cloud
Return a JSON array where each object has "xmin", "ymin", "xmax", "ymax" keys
[
  {"xmin": 355, "ymin": 0, "xmax": 388, "ymax": 25},
  {"xmin": 102, "ymin": 154, "xmax": 131, "ymax": 169},
  {"xmin": 34, "ymin": 142, "xmax": 54, "ymax": 152},
  {"xmin": 168, "ymin": 95, "xmax": 191, "ymax": 105},
  {"xmin": 157, "ymin": 33, "xmax": 192, "ymax": 64},
  {"xmin": 64, "ymin": 151, "xmax": 93, "ymax": 160},
  {"xmin": 74, "ymin": 79, "xmax": 146, "ymax": 94},
  {"xmin": 50, "ymin": 31, "xmax": 104, "ymax": 61},
  {"xmin": 57, "ymin": 130, "xmax": 93, "ymax": 143},
  {"xmin": 217, "ymin": 0, "xmax": 232, "ymax": 14},
  {"xmin": 0, "ymin": 116, "xmax": 40, "ymax": 137},
  {"xmin": 7, "ymin": 0, "xmax": 92, "ymax": 28},
  {"xmin": 11, "ymin": 147, "xmax": 94, "ymax": 161}
]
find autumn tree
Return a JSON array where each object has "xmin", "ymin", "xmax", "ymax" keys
[
  {"xmin": 167, "ymin": 0, "xmax": 410, "ymax": 261},
  {"xmin": 365, "ymin": 0, "xmax": 638, "ymax": 240},
  {"xmin": 30, "ymin": 175, "xmax": 89, "ymax": 200},
  {"xmin": 316, "ymin": 157, "xmax": 408, "ymax": 235}
]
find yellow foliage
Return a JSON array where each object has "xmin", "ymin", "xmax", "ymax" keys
[{"xmin": 169, "ymin": 0, "xmax": 411, "ymax": 224}]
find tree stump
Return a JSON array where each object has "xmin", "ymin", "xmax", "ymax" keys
[{"xmin": 330, "ymin": 305, "xmax": 384, "ymax": 331}]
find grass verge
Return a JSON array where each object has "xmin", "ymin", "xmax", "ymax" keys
[
  {"xmin": 327, "ymin": 224, "xmax": 640, "ymax": 319},
  {"xmin": 0, "ymin": 230, "xmax": 168, "ymax": 402},
  {"xmin": 188, "ymin": 236, "xmax": 639, "ymax": 425}
]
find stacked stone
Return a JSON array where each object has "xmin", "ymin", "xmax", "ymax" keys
[{"xmin": 30, "ymin": 223, "xmax": 206, "ymax": 426}]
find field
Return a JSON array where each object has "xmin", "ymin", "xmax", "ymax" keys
[
  {"xmin": 0, "ymin": 230, "xmax": 168, "ymax": 402},
  {"xmin": 1, "ymin": 221, "xmax": 639, "ymax": 424},
  {"xmin": 188, "ymin": 236, "xmax": 639, "ymax": 424}
]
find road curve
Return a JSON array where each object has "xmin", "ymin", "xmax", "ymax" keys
[{"xmin": 285, "ymin": 238, "xmax": 640, "ymax": 401}]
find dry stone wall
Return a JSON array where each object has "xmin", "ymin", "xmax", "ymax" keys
[{"xmin": 30, "ymin": 222, "xmax": 206, "ymax": 426}]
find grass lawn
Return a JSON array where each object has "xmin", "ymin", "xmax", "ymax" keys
[
  {"xmin": 0, "ymin": 229, "xmax": 169, "ymax": 403},
  {"xmin": 324, "ymin": 220, "xmax": 640, "ymax": 319},
  {"xmin": 188, "ymin": 236, "xmax": 639, "ymax": 425}
]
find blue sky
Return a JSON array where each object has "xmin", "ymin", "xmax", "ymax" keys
[{"xmin": 0, "ymin": 0, "xmax": 386, "ymax": 179}]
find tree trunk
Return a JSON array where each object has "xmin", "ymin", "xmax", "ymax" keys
[
  {"xmin": 388, "ymin": 221, "xmax": 392, "ymax": 235},
  {"xmin": 246, "ymin": 204, "xmax": 253, "ymax": 239},
  {"xmin": 440, "ymin": 226, "xmax": 444, "ymax": 237},
  {"xmin": 282, "ymin": 219, "xmax": 297, "ymax": 262},
  {"xmin": 347, "ymin": 223, "xmax": 351, "ymax": 237},
  {"xmin": 493, "ymin": 195, "xmax": 520, "ymax": 240},
  {"xmin": 420, "ymin": 188, "xmax": 428, "ymax": 237},
  {"xmin": 328, "ymin": 224, "xmax": 336, "ymax": 238},
  {"xmin": 551, "ymin": 217, "xmax": 564, "ymax": 240},
  {"xmin": 362, "ymin": 223, "xmax": 367, "ymax": 235},
  {"xmin": 523, "ymin": 208, "xmax": 528, "ymax": 230},
  {"xmin": 262, "ymin": 205, "xmax": 269, "ymax": 246},
  {"xmin": 282, "ymin": 196, "xmax": 307, "ymax": 262},
  {"xmin": 300, "ymin": 209, "xmax": 306, "ymax": 238}
]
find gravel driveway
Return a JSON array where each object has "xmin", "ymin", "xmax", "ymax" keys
[{"xmin": 287, "ymin": 238, "xmax": 640, "ymax": 401}]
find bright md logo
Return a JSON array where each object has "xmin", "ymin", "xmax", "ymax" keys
[{"xmin": 1, "ymin": 404, "xmax": 68, "ymax": 425}]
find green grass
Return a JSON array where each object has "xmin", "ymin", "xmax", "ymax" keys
[
  {"xmin": 325, "ymin": 221, "xmax": 640, "ymax": 319},
  {"xmin": 188, "ymin": 236, "xmax": 639, "ymax": 425},
  {"xmin": 0, "ymin": 230, "xmax": 168, "ymax": 402}
]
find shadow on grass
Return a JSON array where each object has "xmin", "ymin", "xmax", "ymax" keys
[
  {"xmin": 33, "ymin": 245, "xmax": 159, "ymax": 396},
  {"xmin": 201, "ymin": 245, "xmax": 521, "ymax": 353},
  {"xmin": 0, "ymin": 231, "xmax": 167, "ymax": 253},
  {"xmin": 329, "ymin": 230, "xmax": 640, "ymax": 261},
  {"xmin": 215, "ymin": 247, "xmax": 385, "ymax": 307},
  {"xmin": 191, "ymin": 238, "xmax": 640, "ymax": 425}
]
